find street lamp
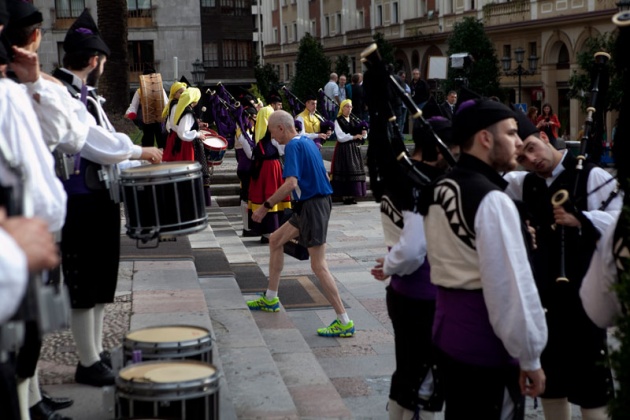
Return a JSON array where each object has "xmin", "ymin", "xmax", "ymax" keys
[
  {"xmin": 191, "ymin": 58, "xmax": 205, "ymax": 86},
  {"xmin": 502, "ymin": 47, "xmax": 539, "ymax": 105}
]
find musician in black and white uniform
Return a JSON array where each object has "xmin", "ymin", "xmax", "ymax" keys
[
  {"xmin": 51, "ymin": 9, "xmax": 162, "ymax": 388},
  {"xmin": 422, "ymin": 99, "xmax": 547, "ymax": 419},
  {"xmin": 503, "ymin": 111, "xmax": 621, "ymax": 419}
]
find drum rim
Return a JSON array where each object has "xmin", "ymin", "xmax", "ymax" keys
[
  {"xmin": 120, "ymin": 161, "xmax": 202, "ymax": 179},
  {"xmin": 124, "ymin": 325, "xmax": 213, "ymax": 348},
  {"xmin": 202, "ymin": 137, "xmax": 228, "ymax": 150},
  {"xmin": 116, "ymin": 360, "xmax": 221, "ymax": 394}
]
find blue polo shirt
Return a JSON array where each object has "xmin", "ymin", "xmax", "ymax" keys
[{"xmin": 283, "ymin": 135, "xmax": 333, "ymax": 201}]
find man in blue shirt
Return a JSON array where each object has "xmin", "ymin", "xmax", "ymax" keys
[{"xmin": 248, "ymin": 110, "xmax": 355, "ymax": 337}]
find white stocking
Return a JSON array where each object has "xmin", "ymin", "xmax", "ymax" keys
[
  {"xmin": 17, "ymin": 377, "xmax": 29, "ymax": 419},
  {"xmin": 93, "ymin": 304, "xmax": 106, "ymax": 354},
  {"xmin": 541, "ymin": 397, "xmax": 571, "ymax": 420},
  {"xmin": 581, "ymin": 406, "xmax": 610, "ymax": 420},
  {"xmin": 70, "ymin": 308, "xmax": 100, "ymax": 367},
  {"xmin": 27, "ymin": 369, "xmax": 42, "ymax": 408}
]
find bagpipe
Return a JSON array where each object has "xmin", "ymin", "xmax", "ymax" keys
[
  {"xmin": 281, "ymin": 86, "xmax": 335, "ymax": 135},
  {"xmin": 205, "ymin": 82, "xmax": 254, "ymax": 149},
  {"xmin": 360, "ymin": 43, "xmax": 455, "ymax": 209},
  {"xmin": 317, "ymin": 87, "xmax": 369, "ymax": 133}
]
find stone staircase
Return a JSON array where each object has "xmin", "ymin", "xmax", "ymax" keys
[{"xmin": 209, "ymin": 148, "xmax": 377, "ymax": 208}]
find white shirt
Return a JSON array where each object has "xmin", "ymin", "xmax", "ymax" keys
[
  {"xmin": 383, "ymin": 211, "xmax": 426, "ymax": 276},
  {"xmin": 580, "ymin": 211, "xmax": 624, "ymax": 328},
  {"xmin": 23, "ymin": 76, "xmax": 87, "ymax": 154},
  {"xmin": 323, "ymin": 81, "xmax": 339, "ymax": 110},
  {"xmin": 0, "ymin": 78, "xmax": 67, "ymax": 231},
  {"xmin": 56, "ymin": 69, "xmax": 143, "ymax": 165},
  {"xmin": 334, "ymin": 118, "xmax": 367, "ymax": 143},
  {"xmin": 0, "ymin": 229, "xmax": 28, "ymax": 323},
  {"xmin": 125, "ymin": 88, "xmax": 168, "ymax": 117},
  {"xmin": 504, "ymin": 153, "xmax": 622, "ymax": 233},
  {"xmin": 475, "ymin": 191, "xmax": 548, "ymax": 371}
]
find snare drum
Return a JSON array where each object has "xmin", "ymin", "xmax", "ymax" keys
[
  {"xmin": 116, "ymin": 360, "xmax": 220, "ymax": 420},
  {"xmin": 120, "ymin": 162, "xmax": 208, "ymax": 241},
  {"xmin": 124, "ymin": 325, "xmax": 213, "ymax": 364},
  {"xmin": 202, "ymin": 132, "xmax": 228, "ymax": 166}
]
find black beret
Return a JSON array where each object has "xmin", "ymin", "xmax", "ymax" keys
[
  {"xmin": 452, "ymin": 99, "xmax": 517, "ymax": 145},
  {"xmin": 63, "ymin": 9, "xmax": 110, "ymax": 57},
  {"xmin": 512, "ymin": 105, "xmax": 539, "ymax": 141},
  {"xmin": 7, "ymin": 0, "xmax": 42, "ymax": 28},
  {"xmin": 304, "ymin": 94, "xmax": 317, "ymax": 102},
  {"xmin": 268, "ymin": 94, "xmax": 282, "ymax": 104}
]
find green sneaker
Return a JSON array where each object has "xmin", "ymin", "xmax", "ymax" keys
[
  {"xmin": 317, "ymin": 319, "xmax": 355, "ymax": 337},
  {"xmin": 247, "ymin": 294, "xmax": 280, "ymax": 312}
]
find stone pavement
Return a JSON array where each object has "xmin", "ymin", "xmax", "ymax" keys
[{"xmin": 38, "ymin": 153, "xmax": 580, "ymax": 419}]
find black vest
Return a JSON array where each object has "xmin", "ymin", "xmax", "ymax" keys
[{"xmin": 522, "ymin": 153, "xmax": 595, "ymax": 307}]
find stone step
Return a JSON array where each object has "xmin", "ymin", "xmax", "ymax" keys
[{"xmin": 199, "ymin": 203, "xmax": 351, "ymax": 418}]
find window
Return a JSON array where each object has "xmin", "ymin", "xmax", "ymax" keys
[
  {"xmin": 284, "ymin": 63, "xmax": 290, "ymax": 80},
  {"xmin": 392, "ymin": 2, "xmax": 399, "ymax": 23},
  {"xmin": 557, "ymin": 44, "xmax": 570, "ymax": 69},
  {"xmin": 529, "ymin": 42, "xmax": 537, "ymax": 58},
  {"xmin": 309, "ymin": 19, "xmax": 316, "ymax": 35},
  {"xmin": 325, "ymin": 16, "xmax": 330, "ymax": 36},
  {"xmin": 203, "ymin": 42, "xmax": 219, "ymax": 67},
  {"xmin": 128, "ymin": 40, "xmax": 155, "ymax": 74},
  {"xmin": 376, "ymin": 5, "xmax": 383, "ymax": 26},
  {"xmin": 201, "ymin": 0, "xmax": 216, "ymax": 8},
  {"xmin": 55, "ymin": 0, "xmax": 85, "ymax": 19},
  {"xmin": 220, "ymin": 0, "xmax": 249, "ymax": 16},
  {"xmin": 56, "ymin": 42, "xmax": 65, "ymax": 68},
  {"xmin": 128, "ymin": 0, "xmax": 152, "ymax": 18},
  {"xmin": 273, "ymin": 27, "xmax": 278, "ymax": 43},
  {"xmin": 283, "ymin": 25, "xmax": 288, "ymax": 42},
  {"xmin": 351, "ymin": 56, "xmax": 356, "ymax": 73},
  {"xmin": 503, "ymin": 45, "xmax": 511, "ymax": 61},
  {"xmin": 222, "ymin": 40, "xmax": 252, "ymax": 67},
  {"xmin": 293, "ymin": 23, "xmax": 297, "ymax": 41},
  {"xmin": 336, "ymin": 13, "xmax": 342, "ymax": 34},
  {"xmin": 357, "ymin": 10, "xmax": 364, "ymax": 29}
]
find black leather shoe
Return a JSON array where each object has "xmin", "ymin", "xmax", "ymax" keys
[
  {"xmin": 75, "ymin": 361, "xmax": 115, "ymax": 387},
  {"xmin": 260, "ymin": 235, "xmax": 270, "ymax": 244},
  {"xmin": 100, "ymin": 350, "xmax": 112, "ymax": 368},
  {"xmin": 40, "ymin": 389, "xmax": 73, "ymax": 411},
  {"xmin": 242, "ymin": 229, "xmax": 259, "ymax": 237},
  {"xmin": 29, "ymin": 400, "xmax": 73, "ymax": 420}
]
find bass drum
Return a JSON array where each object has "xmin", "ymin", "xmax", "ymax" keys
[
  {"xmin": 116, "ymin": 360, "xmax": 220, "ymax": 420},
  {"xmin": 120, "ymin": 161, "xmax": 208, "ymax": 242}
]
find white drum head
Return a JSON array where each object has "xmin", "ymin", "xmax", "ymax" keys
[
  {"xmin": 126, "ymin": 326, "xmax": 209, "ymax": 343},
  {"xmin": 119, "ymin": 361, "xmax": 216, "ymax": 383},
  {"xmin": 203, "ymin": 137, "xmax": 227, "ymax": 150}
]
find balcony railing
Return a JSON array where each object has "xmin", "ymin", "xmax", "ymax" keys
[
  {"xmin": 483, "ymin": 0, "xmax": 531, "ymax": 24},
  {"xmin": 128, "ymin": 5, "xmax": 157, "ymax": 28},
  {"xmin": 50, "ymin": 7, "xmax": 83, "ymax": 30},
  {"xmin": 129, "ymin": 61, "xmax": 160, "ymax": 83}
]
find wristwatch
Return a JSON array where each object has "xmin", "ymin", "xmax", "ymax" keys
[{"xmin": 263, "ymin": 201, "xmax": 273, "ymax": 209}]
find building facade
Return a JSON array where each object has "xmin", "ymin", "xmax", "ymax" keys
[
  {"xmin": 261, "ymin": 0, "xmax": 620, "ymax": 140},
  {"xmin": 36, "ymin": 0, "xmax": 256, "ymax": 90}
]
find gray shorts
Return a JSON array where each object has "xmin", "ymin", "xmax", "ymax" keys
[{"xmin": 288, "ymin": 195, "xmax": 332, "ymax": 247}]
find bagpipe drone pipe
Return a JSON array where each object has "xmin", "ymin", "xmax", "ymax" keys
[
  {"xmin": 205, "ymin": 83, "xmax": 254, "ymax": 149},
  {"xmin": 282, "ymin": 86, "xmax": 336, "ymax": 137},
  {"xmin": 360, "ymin": 43, "xmax": 456, "ymax": 211}
]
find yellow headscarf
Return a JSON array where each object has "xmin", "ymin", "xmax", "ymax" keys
[
  {"xmin": 338, "ymin": 99, "xmax": 352, "ymax": 117},
  {"xmin": 174, "ymin": 87, "xmax": 201, "ymax": 125},
  {"xmin": 162, "ymin": 82, "xmax": 187, "ymax": 119}
]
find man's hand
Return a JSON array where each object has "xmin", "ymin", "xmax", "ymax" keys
[
  {"xmin": 0, "ymin": 208, "xmax": 59, "ymax": 273},
  {"xmin": 11, "ymin": 46, "xmax": 40, "ymax": 83},
  {"xmin": 370, "ymin": 257, "xmax": 389, "ymax": 281},
  {"xmin": 252, "ymin": 206, "xmax": 268, "ymax": 223},
  {"xmin": 553, "ymin": 206, "xmax": 581, "ymax": 227},
  {"xmin": 526, "ymin": 220, "xmax": 537, "ymax": 250},
  {"xmin": 140, "ymin": 147, "xmax": 163, "ymax": 164},
  {"xmin": 519, "ymin": 369, "xmax": 546, "ymax": 398}
]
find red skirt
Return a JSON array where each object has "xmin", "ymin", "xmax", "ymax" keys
[{"xmin": 163, "ymin": 131, "xmax": 195, "ymax": 162}]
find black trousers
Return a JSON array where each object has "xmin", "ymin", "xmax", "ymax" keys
[
  {"xmin": 0, "ymin": 360, "xmax": 20, "ymax": 419},
  {"xmin": 142, "ymin": 122, "xmax": 166, "ymax": 149},
  {"xmin": 439, "ymin": 350, "xmax": 525, "ymax": 420},
  {"xmin": 15, "ymin": 321, "xmax": 41, "ymax": 378},
  {"xmin": 386, "ymin": 286, "xmax": 443, "ymax": 412}
]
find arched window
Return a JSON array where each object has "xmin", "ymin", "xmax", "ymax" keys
[
  {"xmin": 412, "ymin": 50, "xmax": 420, "ymax": 70},
  {"xmin": 556, "ymin": 44, "xmax": 570, "ymax": 70}
]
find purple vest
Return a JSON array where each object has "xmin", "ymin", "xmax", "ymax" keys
[
  {"xmin": 236, "ymin": 149, "xmax": 252, "ymax": 172},
  {"xmin": 433, "ymin": 287, "xmax": 517, "ymax": 368},
  {"xmin": 389, "ymin": 258, "xmax": 436, "ymax": 300}
]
